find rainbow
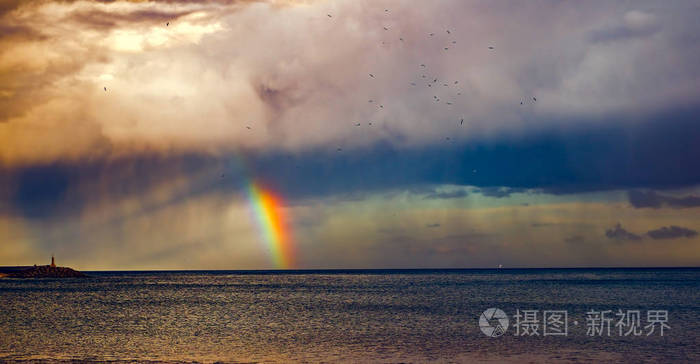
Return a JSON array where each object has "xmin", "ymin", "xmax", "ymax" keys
[{"xmin": 247, "ymin": 181, "xmax": 295, "ymax": 269}]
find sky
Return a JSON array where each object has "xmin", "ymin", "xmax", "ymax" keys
[{"xmin": 1, "ymin": 0, "xmax": 699, "ymax": 269}]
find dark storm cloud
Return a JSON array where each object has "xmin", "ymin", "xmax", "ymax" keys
[
  {"xmin": 605, "ymin": 223, "xmax": 642, "ymax": 241},
  {"xmin": 3, "ymin": 104, "xmax": 700, "ymax": 219},
  {"xmin": 422, "ymin": 189, "xmax": 468, "ymax": 200},
  {"xmin": 647, "ymin": 226, "xmax": 698, "ymax": 240},
  {"xmin": 475, "ymin": 187, "xmax": 526, "ymax": 198},
  {"xmin": 0, "ymin": 154, "xmax": 243, "ymax": 219},
  {"xmin": 628, "ymin": 190, "xmax": 700, "ymax": 209},
  {"xmin": 251, "ymin": 106, "xmax": 700, "ymax": 199}
]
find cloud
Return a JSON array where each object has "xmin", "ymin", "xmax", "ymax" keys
[
  {"xmin": 2, "ymin": 0, "xmax": 700, "ymax": 166},
  {"xmin": 647, "ymin": 226, "xmax": 698, "ymax": 240},
  {"xmin": 628, "ymin": 190, "xmax": 700, "ymax": 209},
  {"xmin": 423, "ymin": 188, "xmax": 468, "ymax": 200},
  {"xmin": 589, "ymin": 10, "xmax": 660, "ymax": 43},
  {"xmin": 605, "ymin": 223, "xmax": 642, "ymax": 241},
  {"xmin": 475, "ymin": 187, "xmax": 526, "ymax": 198}
]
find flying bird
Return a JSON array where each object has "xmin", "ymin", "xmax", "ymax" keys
[
  {"xmin": 533, "ymin": 97, "xmax": 537, "ymax": 102},
  {"xmin": 488, "ymin": 46, "xmax": 494, "ymax": 50},
  {"xmin": 383, "ymin": 27, "xmax": 389, "ymax": 31},
  {"xmin": 379, "ymin": 104, "xmax": 383, "ymax": 108},
  {"xmin": 356, "ymin": 123, "xmax": 361, "ymax": 126},
  {"xmin": 454, "ymin": 81, "xmax": 459, "ymax": 84},
  {"xmin": 446, "ymin": 102, "xmax": 452, "ymax": 105},
  {"xmin": 420, "ymin": 64, "xmax": 426, "ymax": 68},
  {"xmin": 103, "ymin": 87, "xmax": 107, "ymax": 91},
  {"xmin": 400, "ymin": 37, "xmax": 404, "ymax": 42},
  {"xmin": 410, "ymin": 82, "xmax": 416, "ymax": 86},
  {"xmin": 429, "ymin": 33, "xmax": 434, "ymax": 36},
  {"xmin": 327, "ymin": 14, "xmax": 332, "ymax": 18},
  {"xmin": 337, "ymin": 148, "xmax": 342, "ymax": 152},
  {"xmin": 446, "ymin": 30, "xmax": 451, "ymax": 34},
  {"xmin": 368, "ymin": 99, "xmax": 374, "ymax": 103},
  {"xmin": 246, "ymin": 126, "xmax": 251, "ymax": 129},
  {"xmin": 369, "ymin": 73, "xmax": 375, "ymax": 78},
  {"xmin": 166, "ymin": 22, "xmax": 169, "ymax": 26},
  {"xmin": 444, "ymin": 47, "xmax": 449, "ymax": 50},
  {"xmin": 460, "ymin": 118, "xmax": 464, "ymax": 125}
]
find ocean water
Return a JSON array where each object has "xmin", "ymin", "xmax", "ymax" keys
[{"xmin": 1, "ymin": 268, "xmax": 699, "ymax": 363}]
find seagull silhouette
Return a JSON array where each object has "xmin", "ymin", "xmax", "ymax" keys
[
  {"xmin": 460, "ymin": 118, "xmax": 464, "ymax": 125},
  {"xmin": 103, "ymin": 87, "xmax": 107, "ymax": 91},
  {"xmin": 166, "ymin": 22, "xmax": 169, "ymax": 26},
  {"xmin": 369, "ymin": 73, "xmax": 375, "ymax": 78},
  {"xmin": 488, "ymin": 46, "xmax": 494, "ymax": 50},
  {"xmin": 327, "ymin": 14, "xmax": 332, "ymax": 18}
]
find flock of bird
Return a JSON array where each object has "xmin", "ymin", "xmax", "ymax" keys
[
  {"xmin": 326, "ymin": 9, "xmax": 537, "ymax": 150},
  {"xmin": 103, "ymin": 8, "xmax": 537, "ymax": 154}
]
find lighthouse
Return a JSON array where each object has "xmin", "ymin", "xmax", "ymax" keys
[{"xmin": 51, "ymin": 255, "xmax": 56, "ymax": 268}]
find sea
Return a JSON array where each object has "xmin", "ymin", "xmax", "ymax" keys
[{"xmin": 1, "ymin": 268, "xmax": 699, "ymax": 363}]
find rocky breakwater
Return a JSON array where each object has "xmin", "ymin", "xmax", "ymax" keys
[{"xmin": 2, "ymin": 265, "xmax": 88, "ymax": 278}]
